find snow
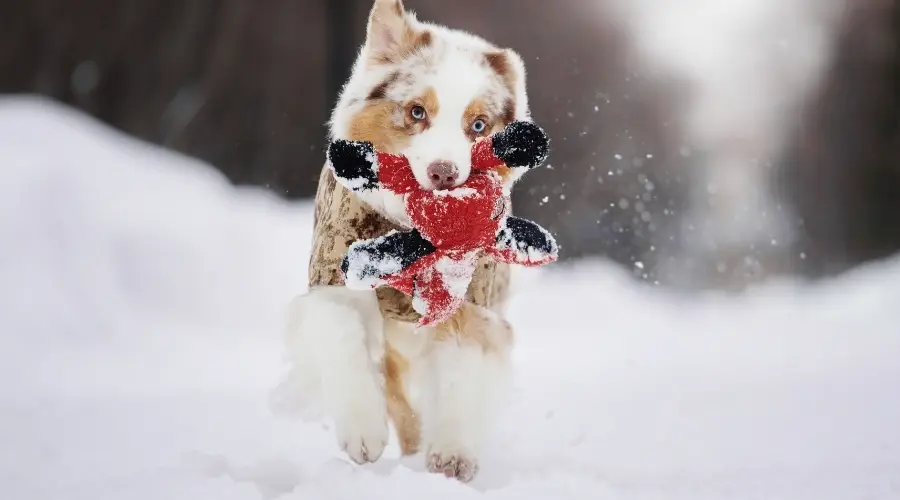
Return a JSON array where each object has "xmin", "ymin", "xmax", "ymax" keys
[
  {"xmin": 2, "ymin": 96, "xmax": 900, "ymax": 499},
  {"xmin": 342, "ymin": 174, "xmax": 374, "ymax": 192},
  {"xmin": 434, "ymin": 251, "xmax": 481, "ymax": 301},
  {"xmin": 433, "ymin": 187, "xmax": 478, "ymax": 198}
]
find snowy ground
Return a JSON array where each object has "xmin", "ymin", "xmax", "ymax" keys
[{"xmin": 1, "ymin": 96, "xmax": 899, "ymax": 499}]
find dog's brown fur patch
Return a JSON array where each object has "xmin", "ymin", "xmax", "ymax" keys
[
  {"xmin": 485, "ymin": 51, "xmax": 511, "ymax": 81},
  {"xmin": 411, "ymin": 31, "xmax": 433, "ymax": 54},
  {"xmin": 368, "ymin": 71, "xmax": 401, "ymax": 101},
  {"xmin": 496, "ymin": 165, "xmax": 515, "ymax": 183},
  {"xmin": 463, "ymin": 99, "xmax": 493, "ymax": 143},
  {"xmin": 500, "ymin": 98, "xmax": 516, "ymax": 127},
  {"xmin": 347, "ymin": 101, "xmax": 410, "ymax": 153},
  {"xmin": 352, "ymin": 86, "xmax": 441, "ymax": 148},
  {"xmin": 464, "ymin": 97, "xmax": 516, "ymax": 182},
  {"xmin": 484, "ymin": 51, "xmax": 518, "ymax": 99},
  {"xmin": 384, "ymin": 346, "xmax": 420, "ymax": 455},
  {"xmin": 404, "ymin": 86, "xmax": 439, "ymax": 133}
]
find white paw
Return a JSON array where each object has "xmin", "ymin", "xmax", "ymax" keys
[
  {"xmin": 333, "ymin": 396, "xmax": 389, "ymax": 464},
  {"xmin": 426, "ymin": 449, "xmax": 479, "ymax": 483}
]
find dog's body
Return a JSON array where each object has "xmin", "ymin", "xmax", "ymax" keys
[{"xmin": 278, "ymin": 0, "xmax": 534, "ymax": 482}]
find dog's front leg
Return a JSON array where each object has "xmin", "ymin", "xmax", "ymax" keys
[
  {"xmin": 418, "ymin": 304, "xmax": 514, "ymax": 482},
  {"xmin": 283, "ymin": 286, "xmax": 388, "ymax": 463}
]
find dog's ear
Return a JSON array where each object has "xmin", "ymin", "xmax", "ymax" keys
[
  {"xmin": 365, "ymin": 0, "xmax": 413, "ymax": 63},
  {"xmin": 484, "ymin": 48, "xmax": 531, "ymax": 124}
]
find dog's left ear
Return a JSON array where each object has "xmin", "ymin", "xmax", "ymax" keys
[
  {"xmin": 484, "ymin": 48, "xmax": 531, "ymax": 124},
  {"xmin": 365, "ymin": 0, "xmax": 414, "ymax": 63}
]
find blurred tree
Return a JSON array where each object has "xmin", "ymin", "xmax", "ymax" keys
[
  {"xmin": 779, "ymin": 0, "xmax": 900, "ymax": 278},
  {"xmin": 0, "ymin": 0, "xmax": 329, "ymax": 197}
]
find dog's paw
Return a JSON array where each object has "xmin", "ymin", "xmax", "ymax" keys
[
  {"xmin": 333, "ymin": 396, "xmax": 389, "ymax": 464},
  {"xmin": 426, "ymin": 450, "xmax": 479, "ymax": 483}
]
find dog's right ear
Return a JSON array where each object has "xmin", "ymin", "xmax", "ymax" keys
[{"xmin": 365, "ymin": 0, "xmax": 413, "ymax": 64}]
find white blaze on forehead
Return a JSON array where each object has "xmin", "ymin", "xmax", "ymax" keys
[{"xmin": 405, "ymin": 48, "xmax": 496, "ymax": 188}]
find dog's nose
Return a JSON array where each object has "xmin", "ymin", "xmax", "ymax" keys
[{"xmin": 426, "ymin": 161, "xmax": 459, "ymax": 190}]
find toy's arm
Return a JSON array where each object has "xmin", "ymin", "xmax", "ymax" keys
[
  {"xmin": 471, "ymin": 121, "xmax": 550, "ymax": 172},
  {"xmin": 327, "ymin": 140, "xmax": 419, "ymax": 194},
  {"xmin": 341, "ymin": 229, "xmax": 436, "ymax": 291},
  {"xmin": 490, "ymin": 216, "xmax": 559, "ymax": 266}
]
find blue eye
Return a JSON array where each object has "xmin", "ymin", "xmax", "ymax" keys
[
  {"xmin": 410, "ymin": 105, "xmax": 427, "ymax": 120},
  {"xmin": 472, "ymin": 119, "xmax": 487, "ymax": 133}
]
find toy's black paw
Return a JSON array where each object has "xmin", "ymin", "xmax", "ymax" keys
[
  {"xmin": 341, "ymin": 230, "xmax": 436, "ymax": 290},
  {"xmin": 327, "ymin": 139, "xmax": 379, "ymax": 191},
  {"xmin": 495, "ymin": 216, "xmax": 559, "ymax": 266},
  {"xmin": 492, "ymin": 121, "xmax": 550, "ymax": 169}
]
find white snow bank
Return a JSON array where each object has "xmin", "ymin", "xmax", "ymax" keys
[{"xmin": 1, "ymin": 97, "xmax": 898, "ymax": 499}]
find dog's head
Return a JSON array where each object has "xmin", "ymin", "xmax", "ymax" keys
[{"xmin": 330, "ymin": 0, "xmax": 532, "ymax": 195}]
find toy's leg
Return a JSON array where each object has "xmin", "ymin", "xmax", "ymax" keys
[
  {"xmin": 492, "ymin": 216, "xmax": 559, "ymax": 266},
  {"xmin": 272, "ymin": 286, "xmax": 388, "ymax": 464},
  {"xmin": 411, "ymin": 254, "xmax": 478, "ymax": 327},
  {"xmin": 411, "ymin": 271, "xmax": 459, "ymax": 327},
  {"xmin": 416, "ymin": 303, "xmax": 515, "ymax": 483},
  {"xmin": 342, "ymin": 229, "xmax": 435, "ymax": 291}
]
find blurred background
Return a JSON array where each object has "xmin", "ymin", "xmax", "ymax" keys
[{"xmin": 2, "ymin": 0, "xmax": 897, "ymax": 291}]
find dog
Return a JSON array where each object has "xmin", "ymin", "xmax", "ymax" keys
[{"xmin": 276, "ymin": 0, "xmax": 534, "ymax": 482}]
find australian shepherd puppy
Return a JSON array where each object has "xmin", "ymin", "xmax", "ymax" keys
[{"xmin": 277, "ymin": 0, "xmax": 534, "ymax": 483}]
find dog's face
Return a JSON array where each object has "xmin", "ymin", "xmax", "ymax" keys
[{"xmin": 330, "ymin": 0, "xmax": 532, "ymax": 198}]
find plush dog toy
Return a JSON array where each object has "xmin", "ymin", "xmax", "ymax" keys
[{"xmin": 327, "ymin": 121, "xmax": 558, "ymax": 327}]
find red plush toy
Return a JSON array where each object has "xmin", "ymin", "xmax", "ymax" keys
[{"xmin": 327, "ymin": 121, "xmax": 558, "ymax": 327}]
